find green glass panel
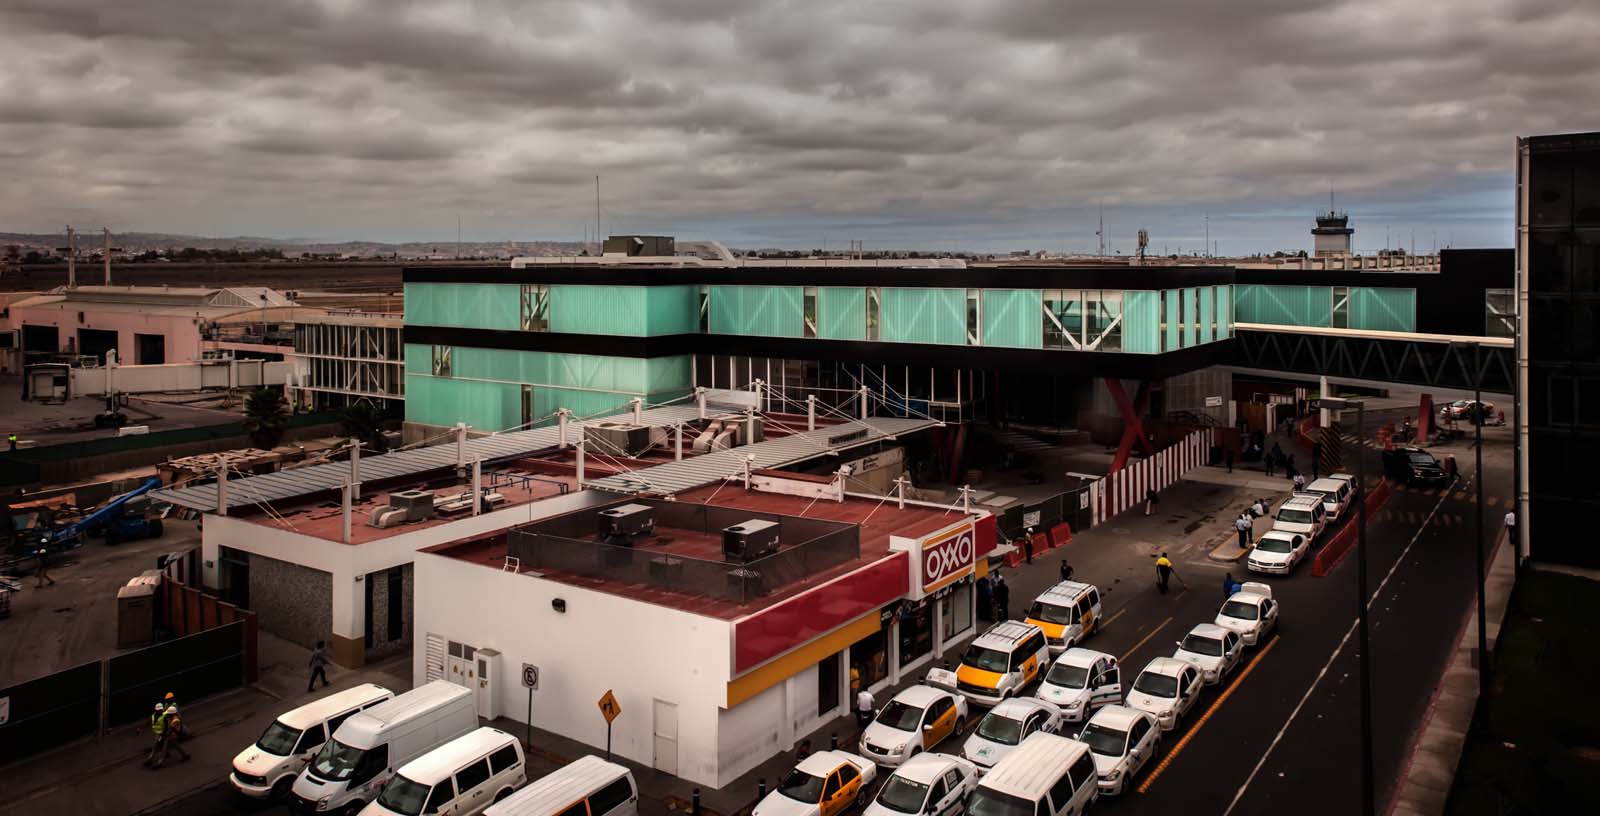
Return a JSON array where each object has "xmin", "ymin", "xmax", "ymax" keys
[
  {"xmin": 709, "ymin": 285, "xmax": 804, "ymax": 337},
  {"xmin": 1217, "ymin": 285, "xmax": 1232, "ymax": 338},
  {"xmin": 550, "ymin": 286, "xmax": 645, "ymax": 336},
  {"xmin": 1200, "ymin": 287, "xmax": 1214, "ymax": 344},
  {"xmin": 404, "ymin": 282, "xmax": 520, "ymax": 330},
  {"xmin": 1165, "ymin": 290, "xmax": 1182, "ymax": 350},
  {"xmin": 1123, "ymin": 291, "xmax": 1160, "ymax": 353},
  {"xmin": 645, "ymin": 286, "xmax": 699, "ymax": 336},
  {"xmin": 882, "ymin": 288, "xmax": 965, "ymax": 345},
  {"xmin": 1350, "ymin": 288, "xmax": 1417, "ymax": 332},
  {"xmin": 819, "ymin": 287, "xmax": 866, "ymax": 340},
  {"xmin": 981, "ymin": 290, "xmax": 1043, "ymax": 349}
]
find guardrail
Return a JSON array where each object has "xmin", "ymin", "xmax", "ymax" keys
[{"xmin": 1310, "ymin": 478, "xmax": 1394, "ymax": 576}]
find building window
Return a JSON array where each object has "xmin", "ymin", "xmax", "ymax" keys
[
  {"xmin": 1086, "ymin": 290, "xmax": 1123, "ymax": 351},
  {"xmin": 1485, "ymin": 289, "xmax": 1515, "ymax": 337},
  {"xmin": 1332, "ymin": 286, "xmax": 1350, "ymax": 329},
  {"xmin": 1190, "ymin": 288, "xmax": 1201, "ymax": 340},
  {"xmin": 1158, "ymin": 292, "xmax": 1168, "ymax": 352},
  {"xmin": 803, "ymin": 286, "xmax": 818, "ymax": 338},
  {"xmin": 1211, "ymin": 287, "xmax": 1220, "ymax": 340},
  {"xmin": 898, "ymin": 603, "xmax": 934, "ymax": 667},
  {"xmin": 520, "ymin": 284, "xmax": 549, "ymax": 332},
  {"xmin": 866, "ymin": 287, "xmax": 881, "ymax": 341},
  {"xmin": 431, "ymin": 345, "xmax": 452, "ymax": 377},
  {"xmin": 942, "ymin": 581, "xmax": 973, "ymax": 640},
  {"xmin": 698, "ymin": 285, "xmax": 711, "ymax": 333},
  {"xmin": 966, "ymin": 289, "xmax": 982, "ymax": 346},
  {"xmin": 1043, "ymin": 289, "xmax": 1083, "ymax": 349}
]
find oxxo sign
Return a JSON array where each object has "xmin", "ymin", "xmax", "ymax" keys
[{"xmin": 921, "ymin": 523, "xmax": 976, "ymax": 593}]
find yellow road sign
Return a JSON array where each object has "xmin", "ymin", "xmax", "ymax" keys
[{"xmin": 598, "ymin": 690, "xmax": 621, "ymax": 723}]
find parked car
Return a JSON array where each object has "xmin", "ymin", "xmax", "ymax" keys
[
  {"xmin": 1171, "ymin": 623, "xmax": 1244, "ymax": 685},
  {"xmin": 1074, "ymin": 705, "xmax": 1161, "ymax": 796},
  {"xmin": 1382, "ymin": 446, "xmax": 1448, "ymax": 485},
  {"xmin": 753, "ymin": 751, "xmax": 876, "ymax": 816},
  {"xmin": 1124, "ymin": 657, "xmax": 1202, "ymax": 731},
  {"xmin": 1439, "ymin": 400, "xmax": 1495, "ymax": 421},
  {"xmin": 1034, "ymin": 648, "xmax": 1122, "ymax": 722},
  {"xmin": 1214, "ymin": 582, "xmax": 1280, "ymax": 646},
  {"xmin": 1272, "ymin": 494, "xmax": 1328, "ymax": 541},
  {"xmin": 1246, "ymin": 530, "xmax": 1309, "ymax": 575},
  {"xmin": 859, "ymin": 685, "xmax": 969, "ymax": 767},
  {"xmin": 961, "ymin": 697, "xmax": 1064, "ymax": 773},
  {"xmin": 864, "ymin": 753, "xmax": 978, "ymax": 816}
]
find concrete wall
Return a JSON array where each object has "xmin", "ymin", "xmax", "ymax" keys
[
  {"xmin": 413, "ymin": 552, "xmax": 733, "ymax": 787},
  {"xmin": 1163, "ymin": 366, "xmax": 1232, "ymax": 424},
  {"xmin": 9, "ymin": 307, "xmax": 205, "ymax": 363},
  {"xmin": 365, "ymin": 563, "xmax": 414, "ymax": 661},
  {"xmin": 248, "ymin": 552, "xmax": 332, "ymax": 650}
]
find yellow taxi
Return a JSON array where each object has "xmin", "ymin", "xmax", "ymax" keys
[
  {"xmin": 858, "ymin": 684, "xmax": 970, "ymax": 767},
  {"xmin": 1024, "ymin": 581, "xmax": 1104, "ymax": 654},
  {"xmin": 754, "ymin": 751, "xmax": 878, "ymax": 816},
  {"xmin": 955, "ymin": 621, "xmax": 1051, "ymax": 707}
]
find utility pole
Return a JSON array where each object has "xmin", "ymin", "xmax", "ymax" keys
[
  {"xmin": 102, "ymin": 228, "xmax": 112, "ymax": 285},
  {"xmin": 595, "ymin": 176, "xmax": 602, "ymax": 254},
  {"xmin": 1472, "ymin": 343, "xmax": 1489, "ymax": 704},
  {"xmin": 1204, "ymin": 215, "xmax": 1210, "ymax": 259},
  {"xmin": 1097, "ymin": 203, "xmax": 1105, "ymax": 257}
]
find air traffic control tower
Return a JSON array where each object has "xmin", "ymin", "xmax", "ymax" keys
[{"xmin": 1312, "ymin": 208, "xmax": 1354, "ymax": 257}]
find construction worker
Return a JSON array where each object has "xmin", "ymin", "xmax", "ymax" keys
[
  {"xmin": 144, "ymin": 703, "xmax": 167, "ymax": 767},
  {"xmin": 1154, "ymin": 553, "xmax": 1175, "ymax": 594},
  {"xmin": 152, "ymin": 705, "xmax": 190, "ymax": 767},
  {"xmin": 7, "ymin": 432, "xmax": 16, "ymax": 451}
]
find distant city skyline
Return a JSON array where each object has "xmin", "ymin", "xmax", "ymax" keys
[{"xmin": 1, "ymin": 0, "xmax": 1587, "ymax": 253}]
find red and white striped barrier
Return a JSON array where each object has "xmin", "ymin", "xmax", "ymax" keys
[{"xmin": 1096, "ymin": 428, "xmax": 1216, "ymax": 523}]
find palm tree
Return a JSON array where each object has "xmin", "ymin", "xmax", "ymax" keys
[
  {"xmin": 339, "ymin": 401, "xmax": 390, "ymax": 453},
  {"xmin": 242, "ymin": 388, "xmax": 290, "ymax": 449}
]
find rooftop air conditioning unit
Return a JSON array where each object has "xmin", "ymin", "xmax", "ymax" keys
[
  {"xmin": 388, "ymin": 489, "xmax": 435, "ymax": 522},
  {"xmin": 585, "ymin": 422, "xmax": 654, "ymax": 457},
  {"xmin": 598, "ymin": 503, "xmax": 656, "ymax": 539},
  {"xmin": 723, "ymin": 519, "xmax": 780, "ymax": 563}
]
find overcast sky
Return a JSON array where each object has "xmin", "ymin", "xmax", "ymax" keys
[{"xmin": 1, "ymin": 0, "xmax": 1594, "ymax": 252}]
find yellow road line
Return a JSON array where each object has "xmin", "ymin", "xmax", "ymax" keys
[
  {"xmin": 1138, "ymin": 635, "xmax": 1281, "ymax": 795},
  {"xmin": 1102, "ymin": 606, "xmax": 1130, "ymax": 630},
  {"xmin": 1120, "ymin": 616, "xmax": 1173, "ymax": 662}
]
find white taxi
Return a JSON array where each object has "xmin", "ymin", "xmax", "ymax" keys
[
  {"xmin": 1247, "ymin": 530, "xmax": 1309, "ymax": 575},
  {"xmin": 1074, "ymin": 705, "xmax": 1160, "ymax": 796},
  {"xmin": 1124, "ymin": 657, "xmax": 1202, "ymax": 731},
  {"xmin": 859, "ymin": 685, "xmax": 969, "ymax": 767},
  {"xmin": 1034, "ymin": 648, "xmax": 1122, "ymax": 722},
  {"xmin": 960, "ymin": 697, "xmax": 1063, "ymax": 773},
  {"xmin": 1171, "ymin": 623, "xmax": 1243, "ymax": 685},
  {"xmin": 1214, "ymin": 582, "xmax": 1280, "ymax": 646},
  {"xmin": 754, "ymin": 751, "xmax": 877, "ymax": 816},
  {"xmin": 864, "ymin": 753, "xmax": 979, "ymax": 816}
]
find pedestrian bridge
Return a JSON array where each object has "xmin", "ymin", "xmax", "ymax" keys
[{"xmin": 1231, "ymin": 323, "xmax": 1514, "ymax": 399}]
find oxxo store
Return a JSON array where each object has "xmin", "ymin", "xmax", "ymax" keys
[{"xmin": 850, "ymin": 519, "xmax": 984, "ymax": 695}]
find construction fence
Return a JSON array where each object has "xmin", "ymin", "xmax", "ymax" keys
[{"xmin": 1092, "ymin": 428, "xmax": 1218, "ymax": 523}]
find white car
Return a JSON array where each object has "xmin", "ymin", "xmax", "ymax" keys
[
  {"xmin": 864, "ymin": 753, "xmax": 979, "ymax": 816},
  {"xmin": 1247, "ymin": 530, "xmax": 1309, "ymax": 575},
  {"xmin": 754, "ymin": 751, "xmax": 877, "ymax": 816},
  {"xmin": 1171, "ymin": 623, "xmax": 1244, "ymax": 685},
  {"xmin": 1124, "ymin": 657, "xmax": 1202, "ymax": 731},
  {"xmin": 1214, "ymin": 582, "xmax": 1280, "ymax": 646},
  {"xmin": 960, "ymin": 697, "xmax": 1064, "ymax": 772},
  {"xmin": 1075, "ymin": 705, "xmax": 1160, "ymax": 796},
  {"xmin": 1034, "ymin": 648, "xmax": 1122, "ymax": 722},
  {"xmin": 858, "ymin": 685, "xmax": 969, "ymax": 767}
]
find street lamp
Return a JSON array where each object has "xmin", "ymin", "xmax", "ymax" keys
[
  {"xmin": 1449, "ymin": 341, "xmax": 1491, "ymax": 704},
  {"xmin": 1315, "ymin": 396, "xmax": 1373, "ymax": 816}
]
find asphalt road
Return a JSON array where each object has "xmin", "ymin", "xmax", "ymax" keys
[{"xmin": 158, "ymin": 418, "xmax": 1509, "ymax": 816}]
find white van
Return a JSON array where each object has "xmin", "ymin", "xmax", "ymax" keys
[
  {"xmin": 956, "ymin": 622, "xmax": 1052, "ymax": 707},
  {"xmin": 293, "ymin": 680, "xmax": 479, "ymax": 814},
  {"xmin": 363, "ymin": 728, "xmax": 526, "ymax": 816},
  {"xmin": 485, "ymin": 755, "xmax": 638, "ymax": 816},
  {"xmin": 1304, "ymin": 477, "xmax": 1353, "ymax": 522},
  {"xmin": 966, "ymin": 732, "xmax": 1098, "ymax": 816},
  {"xmin": 1023, "ymin": 581, "xmax": 1104, "ymax": 654},
  {"xmin": 1272, "ymin": 494, "xmax": 1327, "ymax": 540},
  {"xmin": 231, "ymin": 683, "xmax": 394, "ymax": 799}
]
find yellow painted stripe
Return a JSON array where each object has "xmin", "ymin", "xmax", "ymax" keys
[
  {"xmin": 1137, "ymin": 635, "xmax": 1280, "ymax": 794},
  {"xmin": 726, "ymin": 612, "xmax": 880, "ymax": 708},
  {"xmin": 1101, "ymin": 606, "xmax": 1129, "ymax": 630},
  {"xmin": 1120, "ymin": 617, "xmax": 1173, "ymax": 662}
]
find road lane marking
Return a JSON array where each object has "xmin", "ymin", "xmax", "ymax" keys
[
  {"xmin": 1220, "ymin": 480, "xmax": 1455, "ymax": 816},
  {"xmin": 1120, "ymin": 617, "xmax": 1173, "ymax": 662},
  {"xmin": 1102, "ymin": 606, "xmax": 1130, "ymax": 630},
  {"xmin": 1137, "ymin": 635, "xmax": 1281, "ymax": 794}
]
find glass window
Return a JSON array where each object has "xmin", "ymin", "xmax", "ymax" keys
[
  {"xmin": 1087, "ymin": 291, "xmax": 1122, "ymax": 351},
  {"xmin": 1177, "ymin": 290, "xmax": 1187, "ymax": 347},
  {"xmin": 1218, "ymin": 285, "xmax": 1232, "ymax": 339},
  {"xmin": 1069, "ymin": 752, "xmax": 1097, "ymax": 792},
  {"xmin": 1191, "ymin": 288, "xmax": 1201, "ymax": 339},
  {"xmin": 967, "ymin": 787, "xmax": 1035, "ymax": 816},
  {"xmin": 489, "ymin": 745, "xmax": 520, "ymax": 774},
  {"xmin": 556, "ymin": 801, "xmax": 588, "ymax": 816},
  {"xmin": 803, "ymin": 286, "xmax": 818, "ymax": 338},
  {"xmin": 1043, "ymin": 289, "xmax": 1083, "ymax": 349},
  {"xmin": 877, "ymin": 701, "xmax": 928, "ymax": 731},
  {"xmin": 426, "ymin": 780, "xmax": 456, "ymax": 814},
  {"xmin": 823, "ymin": 772, "xmax": 842, "ymax": 799},
  {"xmin": 866, "ymin": 287, "xmax": 881, "ymax": 341},
  {"xmin": 376, "ymin": 774, "xmax": 434, "ymax": 816},
  {"xmin": 1080, "ymin": 722, "xmax": 1128, "ymax": 757},
  {"xmin": 293, "ymin": 723, "xmax": 326, "ymax": 755},
  {"xmin": 589, "ymin": 777, "xmax": 635, "ymax": 816},
  {"xmin": 1047, "ymin": 767, "xmax": 1077, "ymax": 812},
  {"xmin": 838, "ymin": 764, "xmax": 859, "ymax": 785},
  {"xmin": 1332, "ymin": 286, "xmax": 1350, "ymax": 329},
  {"xmin": 430, "ymin": 345, "xmax": 452, "ymax": 377},
  {"xmin": 255, "ymin": 720, "xmax": 302, "ymax": 756},
  {"xmin": 455, "ymin": 758, "xmax": 491, "ymax": 793},
  {"xmin": 520, "ymin": 284, "xmax": 549, "ymax": 332},
  {"xmin": 698, "ymin": 285, "xmax": 710, "ymax": 333},
  {"xmin": 326, "ymin": 709, "xmax": 356, "ymax": 737},
  {"xmin": 876, "ymin": 776, "xmax": 931, "ymax": 814},
  {"xmin": 1159, "ymin": 291, "xmax": 1169, "ymax": 352},
  {"xmin": 1485, "ymin": 289, "xmax": 1516, "ymax": 337},
  {"xmin": 967, "ymin": 289, "xmax": 982, "ymax": 346},
  {"xmin": 942, "ymin": 582, "xmax": 973, "ymax": 639},
  {"xmin": 348, "ymin": 744, "xmax": 389, "ymax": 787}
]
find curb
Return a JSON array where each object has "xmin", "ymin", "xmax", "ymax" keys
[{"xmin": 1207, "ymin": 536, "xmax": 1248, "ymax": 562}]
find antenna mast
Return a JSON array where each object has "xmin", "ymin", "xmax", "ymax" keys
[
  {"xmin": 1097, "ymin": 203, "xmax": 1105, "ymax": 257},
  {"xmin": 595, "ymin": 176, "xmax": 602, "ymax": 254},
  {"xmin": 66, "ymin": 225, "xmax": 77, "ymax": 288}
]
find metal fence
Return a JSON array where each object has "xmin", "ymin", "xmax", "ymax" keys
[
  {"xmin": 0, "ymin": 662, "xmax": 101, "ymax": 765},
  {"xmin": 992, "ymin": 484, "xmax": 1095, "ymax": 542},
  {"xmin": 507, "ymin": 503, "xmax": 860, "ymax": 604}
]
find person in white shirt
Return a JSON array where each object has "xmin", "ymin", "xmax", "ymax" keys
[
  {"xmin": 1504, "ymin": 511, "xmax": 1516, "ymax": 531},
  {"xmin": 855, "ymin": 689, "xmax": 875, "ymax": 728}
]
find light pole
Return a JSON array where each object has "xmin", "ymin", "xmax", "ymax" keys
[
  {"xmin": 1471, "ymin": 344, "xmax": 1489, "ymax": 701},
  {"xmin": 1319, "ymin": 396, "xmax": 1373, "ymax": 816}
]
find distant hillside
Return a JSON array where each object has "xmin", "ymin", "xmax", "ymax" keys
[{"xmin": 0, "ymin": 231, "xmax": 588, "ymax": 259}]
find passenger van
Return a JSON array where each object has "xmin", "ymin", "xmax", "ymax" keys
[
  {"xmin": 1272, "ymin": 494, "xmax": 1327, "ymax": 540},
  {"xmin": 231, "ymin": 683, "xmax": 394, "ymax": 799},
  {"xmin": 484, "ymin": 755, "xmax": 637, "ymax": 816},
  {"xmin": 1304, "ymin": 477, "xmax": 1353, "ymax": 522},
  {"xmin": 1023, "ymin": 581, "xmax": 1103, "ymax": 654},
  {"xmin": 363, "ymin": 728, "xmax": 526, "ymax": 816},
  {"xmin": 293, "ymin": 680, "xmax": 479, "ymax": 814},
  {"xmin": 956, "ymin": 621, "xmax": 1051, "ymax": 707},
  {"xmin": 966, "ymin": 732, "xmax": 1098, "ymax": 816}
]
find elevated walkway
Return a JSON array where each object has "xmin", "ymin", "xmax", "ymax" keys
[{"xmin": 1233, "ymin": 322, "xmax": 1513, "ymax": 398}]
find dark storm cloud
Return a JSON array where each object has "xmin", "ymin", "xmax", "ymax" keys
[{"xmin": 0, "ymin": 0, "xmax": 1594, "ymax": 248}]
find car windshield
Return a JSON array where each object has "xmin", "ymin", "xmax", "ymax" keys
[
  {"xmin": 778, "ymin": 769, "xmax": 826, "ymax": 804},
  {"xmin": 1278, "ymin": 508, "xmax": 1313, "ymax": 524},
  {"xmin": 962, "ymin": 646, "xmax": 1010, "ymax": 673},
  {"xmin": 976, "ymin": 712, "xmax": 1025, "ymax": 745},
  {"xmin": 1180, "ymin": 634, "xmax": 1224, "ymax": 656},
  {"xmin": 1046, "ymin": 662, "xmax": 1089, "ymax": 689},
  {"xmin": 309, "ymin": 738, "xmax": 365, "ymax": 782},
  {"xmin": 968, "ymin": 788, "xmax": 1035, "ymax": 816},
  {"xmin": 1256, "ymin": 537, "xmax": 1295, "ymax": 554},
  {"xmin": 1080, "ymin": 722, "xmax": 1129, "ymax": 757},
  {"xmin": 1027, "ymin": 601, "xmax": 1074, "ymax": 625},
  {"xmin": 255, "ymin": 719, "xmax": 302, "ymax": 756},
  {"xmin": 376, "ymin": 774, "xmax": 431, "ymax": 816},
  {"xmin": 1221, "ymin": 600, "xmax": 1260, "ymax": 621},
  {"xmin": 1408, "ymin": 452, "xmax": 1438, "ymax": 466},
  {"xmin": 1134, "ymin": 671, "xmax": 1178, "ymax": 698},
  {"xmin": 876, "ymin": 776, "xmax": 931, "ymax": 814},
  {"xmin": 876, "ymin": 700, "xmax": 926, "ymax": 731}
]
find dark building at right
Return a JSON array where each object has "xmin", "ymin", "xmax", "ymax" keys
[{"xmin": 1518, "ymin": 131, "xmax": 1600, "ymax": 567}]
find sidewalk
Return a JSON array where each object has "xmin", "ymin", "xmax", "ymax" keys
[{"xmin": 0, "ymin": 633, "xmax": 411, "ymax": 816}]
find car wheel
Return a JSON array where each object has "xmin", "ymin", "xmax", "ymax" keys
[
  {"xmin": 341, "ymin": 802, "xmax": 365, "ymax": 816},
  {"xmin": 954, "ymin": 716, "xmax": 966, "ymax": 737},
  {"xmin": 495, "ymin": 788, "xmax": 514, "ymax": 802},
  {"xmin": 270, "ymin": 776, "xmax": 294, "ymax": 799}
]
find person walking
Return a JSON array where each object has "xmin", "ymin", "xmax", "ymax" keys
[
  {"xmin": 1235, "ymin": 514, "xmax": 1251, "ymax": 549},
  {"xmin": 1060, "ymin": 559, "xmax": 1074, "ymax": 583},
  {"xmin": 1504, "ymin": 510, "xmax": 1516, "ymax": 534},
  {"xmin": 143, "ymin": 702, "xmax": 168, "ymax": 767},
  {"xmin": 992, "ymin": 573, "xmax": 1011, "ymax": 620},
  {"xmin": 307, "ymin": 641, "xmax": 330, "ymax": 692},
  {"xmin": 1293, "ymin": 472, "xmax": 1306, "ymax": 492},
  {"xmin": 1145, "ymin": 488, "xmax": 1159, "ymax": 517},
  {"xmin": 1222, "ymin": 572, "xmax": 1242, "ymax": 600},
  {"xmin": 1154, "ymin": 553, "xmax": 1174, "ymax": 594},
  {"xmin": 855, "ymin": 687, "xmax": 875, "ymax": 728},
  {"xmin": 152, "ymin": 705, "xmax": 190, "ymax": 767},
  {"xmin": 34, "ymin": 545, "xmax": 55, "ymax": 587},
  {"xmin": 1225, "ymin": 447, "xmax": 1235, "ymax": 473},
  {"xmin": 976, "ymin": 574, "xmax": 992, "ymax": 621},
  {"xmin": 1022, "ymin": 530, "xmax": 1034, "ymax": 565}
]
